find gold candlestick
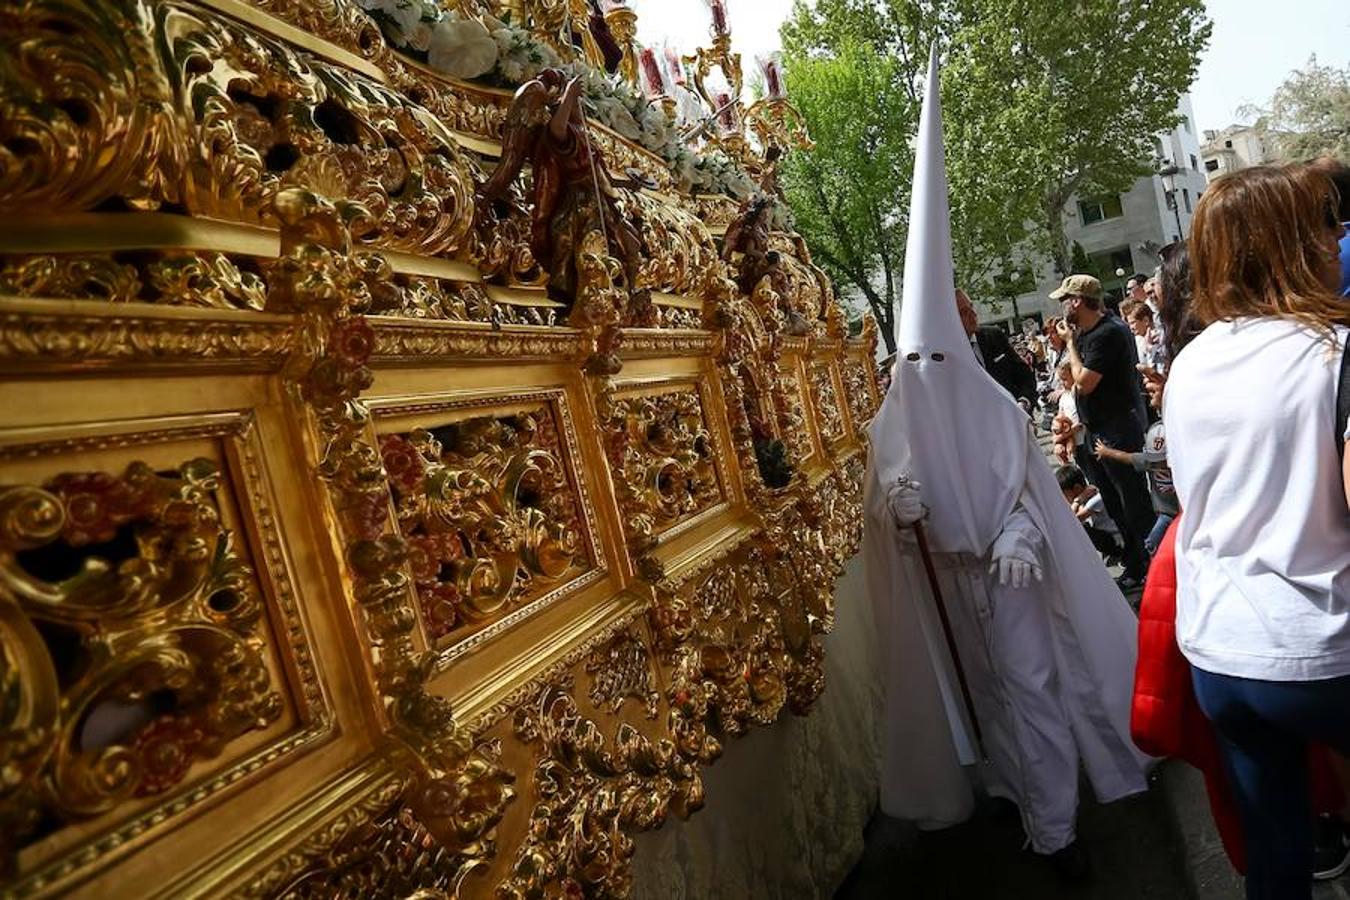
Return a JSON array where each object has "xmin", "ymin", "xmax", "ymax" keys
[{"xmin": 603, "ymin": 4, "xmax": 639, "ymax": 87}]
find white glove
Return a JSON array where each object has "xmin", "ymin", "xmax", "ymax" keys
[
  {"xmin": 886, "ymin": 476, "xmax": 926, "ymax": 527},
  {"xmin": 989, "ymin": 509, "xmax": 1044, "ymax": 589},
  {"xmin": 989, "ymin": 555, "xmax": 1042, "ymax": 589}
]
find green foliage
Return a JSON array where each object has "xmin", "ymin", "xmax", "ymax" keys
[
  {"xmin": 779, "ymin": 0, "xmax": 1210, "ymax": 329},
  {"xmin": 1243, "ymin": 56, "xmax": 1350, "ymax": 163},
  {"xmin": 1070, "ymin": 241, "xmax": 1098, "ymax": 279},
  {"xmin": 779, "ymin": 41, "xmax": 915, "ymax": 352}
]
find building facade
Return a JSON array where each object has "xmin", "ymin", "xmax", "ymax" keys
[
  {"xmin": 979, "ymin": 95, "xmax": 1210, "ymax": 326},
  {"xmin": 1200, "ymin": 123, "xmax": 1271, "ymax": 182}
]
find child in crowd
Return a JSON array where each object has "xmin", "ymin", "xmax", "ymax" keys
[
  {"xmin": 1126, "ymin": 303, "xmax": 1167, "ymax": 373},
  {"xmin": 1056, "ymin": 464, "xmax": 1123, "ymax": 564},
  {"xmin": 1093, "ymin": 368, "xmax": 1177, "ymax": 556},
  {"xmin": 1051, "ymin": 362, "xmax": 1083, "ymax": 464}
]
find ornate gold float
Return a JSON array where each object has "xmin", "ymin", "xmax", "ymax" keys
[{"xmin": 0, "ymin": 0, "xmax": 880, "ymax": 896}]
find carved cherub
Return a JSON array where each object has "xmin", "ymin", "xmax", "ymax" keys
[{"xmin": 479, "ymin": 68, "xmax": 645, "ymax": 308}]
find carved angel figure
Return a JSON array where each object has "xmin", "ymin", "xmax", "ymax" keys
[
  {"xmin": 479, "ymin": 68, "xmax": 644, "ymax": 307},
  {"xmin": 721, "ymin": 194, "xmax": 774, "ymax": 295}
]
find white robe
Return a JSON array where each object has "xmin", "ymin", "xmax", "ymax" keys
[
  {"xmin": 863, "ymin": 42, "xmax": 1150, "ymax": 853},
  {"xmin": 863, "ymin": 404, "xmax": 1152, "ymax": 852}
]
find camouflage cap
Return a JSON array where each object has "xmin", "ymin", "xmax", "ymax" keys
[{"xmin": 1048, "ymin": 274, "xmax": 1104, "ymax": 302}]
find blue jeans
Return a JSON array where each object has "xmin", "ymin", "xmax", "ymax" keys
[
  {"xmin": 1191, "ymin": 668, "xmax": 1350, "ymax": 900},
  {"xmin": 1144, "ymin": 512, "xmax": 1174, "ymax": 557}
]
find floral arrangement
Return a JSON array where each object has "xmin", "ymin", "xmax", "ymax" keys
[{"xmin": 353, "ymin": 0, "xmax": 757, "ymax": 200}]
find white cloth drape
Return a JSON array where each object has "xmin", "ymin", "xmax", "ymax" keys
[{"xmin": 630, "ymin": 559, "xmax": 882, "ymax": 899}]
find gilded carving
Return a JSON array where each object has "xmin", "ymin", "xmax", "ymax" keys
[
  {"xmin": 1, "ymin": 255, "xmax": 144, "ymax": 304},
  {"xmin": 271, "ymin": 185, "xmax": 514, "ymax": 882},
  {"xmin": 181, "ymin": 7, "xmax": 474, "ymax": 253},
  {"xmin": 0, "ymin": 299, "xmax": 295, "ymax": 372},
  {"xmin": 810, "ymin": 362, "xmax": 846, "ymax": 448},
  {"xmin": 380, "ymin": 406, "xmax": 592, "ymax": 643},
  {"xmin": 597, "ymin": 386, "xmax": 723, "ymax": 555},
  {"xmin": 585, "ymin": 628, "xmax": 660, "ymax": 718},
  {"xmin": 0, "ymin": 459, "xmax": 283, "ymax": 866},
  {"xmin": 0, "ymin": 0, "xmax": 182, "ymax": 214},
  {"xmin": 500, "ymin": 679, "xmax": 704, "ymax": 899}
]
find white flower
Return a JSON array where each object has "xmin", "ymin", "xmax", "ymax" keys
[
  {"xmin": 593, "ymin": 97, "xmax": 640, "ymax": 140},
  {"xmin": 378, "ymin": 0, "xmax": 422, "ymax": 36},
  {"xmin": 428, "ymin": 17, "xmax": 498, "ymax": 79},
  {"xmin": 407, "ymin": 20, "xmax": 435, "ymax": 52}
]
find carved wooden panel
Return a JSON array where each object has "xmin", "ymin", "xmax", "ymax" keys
[{"xmin": 0, "ymin": 0, "xmax": 885, "ymax": 895}]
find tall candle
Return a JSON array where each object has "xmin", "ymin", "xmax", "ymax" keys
[
  {"xmin": 638, "ymin": 47, "xmax": 666, "ymax": 96},
  {"xmin": 765, "ymin": 59, "xmax": 783, "ymax": 99},
  {"xmin": 709, "ymin": 0, "xmax": 728, "ymax": 35},
  {"xmin": 715, "ymin": 92, "xmax": 737, "ymax": 132},
  {"xmin": 664, "ymin": 46, "xmax": 686, "ymax": 86}
]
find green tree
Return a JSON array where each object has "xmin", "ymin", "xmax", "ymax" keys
[
  {"xmin": 780, "ymin": 0, "xmax": 1210, "ymax": 323},
  {"xmin": 1243, "ymin": 56, "xmax": 1350, "ymax": 162},
  {"xmin": 779, "ymin": 42, "xmax": 915, "ymax": 352}
]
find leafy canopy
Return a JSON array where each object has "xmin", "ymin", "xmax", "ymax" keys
[
  {"xmin": 778, "ymin": 0, "xmax": 1209, "ymax": 338},
  {"xmin": 1243, "ymin": 56, "xmax": 1350, "ymax": 163}
]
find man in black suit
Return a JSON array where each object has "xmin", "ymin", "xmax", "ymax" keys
[{"xmin": 955, "ymin": 289, "xmax": 1037, "ymax": 408}]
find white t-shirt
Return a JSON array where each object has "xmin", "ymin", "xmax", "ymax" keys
[
  {"xmin": 1164, "ymin": 318, "xmax": 1350, "ymax": 681},
  {"xmin": 1057, "ymin": 390, "xmax": 1085, "ymax": 445},
  {"xmin": 1077, "ymin": 491, "xmax": 1118, "ymax": 535}
]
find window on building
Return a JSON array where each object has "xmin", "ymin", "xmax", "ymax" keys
[
  {"xmin": 1190, "ymin": 153, "xmax": 1198, "ymax": 170},
  {"xmin": 1225, "ymin": 139, "xmax": 1233, "ymax": 148},
  {"xmin": 1204, "ymin": 158, "xmax": 1220, "ymax": 172},
  {"xmin": 1077, "ymin": 194, "xmax": 1124, "ymax": 226},
  {"xmin": 1088, "ymin": 247, "xmax": 1135, "ymax": 299},
  {"xmin": 1155, "ymin": 138, "xmax": 1165, "ymax": 159},
  {"xmin": 1181, "ymin": 116, "xmax": 1192, "ymax": 134},
  {"xmin": 1183, "ymin": 188, "xmax": 1191, "ymax": 213}
]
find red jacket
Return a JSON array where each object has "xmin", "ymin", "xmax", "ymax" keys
[{"xmin": 1129, "ymin": 518, "xmax": 1344, "ymax": 875}]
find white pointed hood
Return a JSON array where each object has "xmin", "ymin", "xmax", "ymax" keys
[{"xmin": 866, "ymin": 45, "xmax": 1029, "ymax": 555}]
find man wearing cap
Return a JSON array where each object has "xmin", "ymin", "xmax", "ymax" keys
[{"xmin": 1052, "ymin": 274, "xmax": 1155, "ymax": 589}]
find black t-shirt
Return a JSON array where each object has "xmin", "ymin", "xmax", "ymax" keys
[{"xmin": 1075, "ymin": 314, "xmax": 1145, "ymax": 438}]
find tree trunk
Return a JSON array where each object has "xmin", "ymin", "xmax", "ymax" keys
[{"xmin": 853, "ymin": 277, "xmax": 896, "ymax": 354}]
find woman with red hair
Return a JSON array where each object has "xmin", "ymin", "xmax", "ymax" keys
[{"xmin": 1162, "ymin": 164, "xmax": 1350, "ymax": 900}]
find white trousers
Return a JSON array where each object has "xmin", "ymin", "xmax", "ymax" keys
[{"xmin": 936, "ymin": 558, "xmax": 1081, "ymax": 854}]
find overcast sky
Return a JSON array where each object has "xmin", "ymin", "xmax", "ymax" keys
[{"xmin": 629, "ymin": 0, "xmax": 1349, "ymax": 133}]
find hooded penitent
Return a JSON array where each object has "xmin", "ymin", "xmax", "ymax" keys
[{"xmin": 862, "ymin": 45, "xmax": 1149, "ymax": 831}]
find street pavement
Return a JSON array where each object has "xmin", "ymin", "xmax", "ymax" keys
[{"xmin": 834, "ymin": 770, "xmax": 1191, "ymax": 900}]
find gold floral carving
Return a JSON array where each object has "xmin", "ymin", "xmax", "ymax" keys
[
  {"xmin": 0, "ymin": 251, "xmax": 267, "ymax": 310},
  {"xmin": 0, "ymin": 459, "xmax": 284, "ymax": 867},
  {"xmin": 597, "ymin": 385, "xmax": 724, "ymax": 556},
  {"xmin": 810, "ymin": 362, "xmax": 846, "ymax": 448},
  {"xmin": 0, "ymin": 0, "xmax": 182, "ymax": 214},
  {"xmin": 270, "ymin": 185, "xmax": 515, "ymax": 881},
  {"xmin": 585, "ymin": 628, "xmax": 660, "ymax": 717},
  {"xmin": 499, "ymin": 678, "xmax": 705, "ymax": 899},
  {"xmin": 379, "ymin": 406, "xmax": 593, "ymax": 643},
  {"xmin": 0, "ymin": 299, "xmax": 295, "ymax": 372},
  {"xmin": 626, "ymin": 190, "xmax": 719, "ymax": 302}
]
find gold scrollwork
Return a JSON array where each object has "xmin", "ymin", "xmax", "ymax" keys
[
  {"xmin": 271, "ymin": 184, "xmax": 515, "ymax": 882},
  {"xmin": 0, "ymin": 0, "xmax": 182, "ymax": 214},
  {"xmin": 380, "ymin": 407, "xmax": 592, "ymax": 642},
  {"xmin": 500, "ymin": 678, "xmax": 704, "ymax": 899},
  {"xmin": 598, "ymin": 386, "xmax": 723, "ymax": 555},
  {"xmin": 0, "ymin": 459, "xmax": 284, "ymax": 866}
]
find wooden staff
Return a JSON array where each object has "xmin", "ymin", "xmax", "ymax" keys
[{"xmin": 909, "ymin": 519, "xmax": 988, "ymax": 761}]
